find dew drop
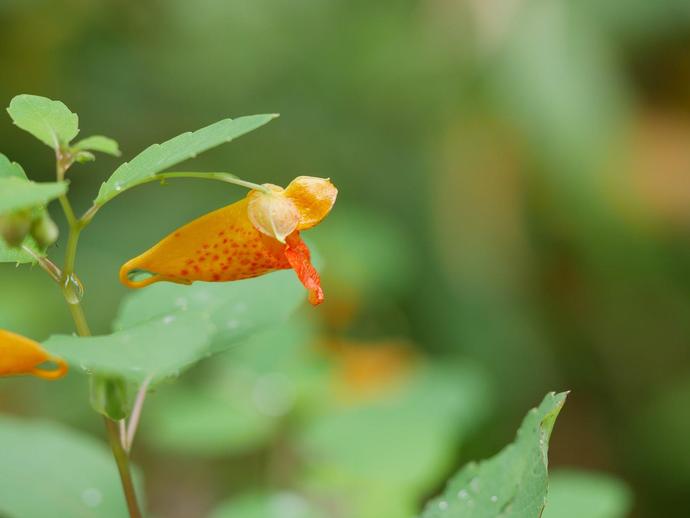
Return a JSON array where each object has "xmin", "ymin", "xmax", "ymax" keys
[
  {"xmin": 81, "ymin": 488, "xmax": 102, "ymax": 508},
  {"xmin": 491, "ymin": 495, "xmax": 498, "ymax": 503},
  {"xmin": 270, "ymin": 492, "xmax": 310, "ymax": 517},
  {"xmin": 438, "ymin": 500, "xmax": 448, "ymax": 511},
  {"xmin": 63, "ymin": 273, "xmax": 84, "ymax": 304},
  {"xmin": 226, "ymin": 319, "xmax": 239, "ymax": 330},
  {"xmin": 457, "ymin": 489, "xmax": 468, "ymax": 500},
  {"xmin": 163, "ymin": 315, "xmax": 175, "ymax": 325},
  {"xmin": 470, "ymin": 477, "xmax": 481, "ymax": 493}
]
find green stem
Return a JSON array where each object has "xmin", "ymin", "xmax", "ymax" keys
[
  {"xmin": 54, "ymin": 163, "xmax": 142, "ymax": 517},
  {"xmin": 82, "ymin": 171, "xmax": 268, "ymax": 220},
  {"xmin": 62, "ymin": 210, "xmax": 82, "ymax": 278},
  {"xmin": 66, "ymin": 301, "xmax": 91, "ymax": 336},
  {"xmin": 58, "ymin": 194, "xmax": 78, "ymax": 227},
  {"xmin": 105, "ymin": 418, "xmax": 142, "ymax": 518},
  {"xmin": 59, "ymin": 196, "xmax": 91, "ymax": 336},
  {"xmin": 156, "ymin": 171, "xmax": 269, "ymax": 192},
  {"xmin": 49, "ymin": 165, "xmax": 262, "ymax": 516}
]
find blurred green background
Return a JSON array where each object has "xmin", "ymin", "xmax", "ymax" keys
[{"xmin": 1, "ymin": 0, "xmax": 690, "ymax": 516}]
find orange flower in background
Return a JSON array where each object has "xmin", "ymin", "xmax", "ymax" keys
[
  {"xmin": 322, "ymin": 339, "xmax": 416, "ymax": 402},
  {"xmin": 120, "ymin": 176, "xmax": 337, "ymax": 305},
  {"xmin": 0, "ymin": 329, "xmax": 68, "ymax": 380}
]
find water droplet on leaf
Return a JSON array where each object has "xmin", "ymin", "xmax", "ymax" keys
[
  {"xmin": 81, "ymin": 488, "xmax": 102, "ymax": 507},
  {"xmin": 226, "ymin": 319, "xmax": 239, "ymax": 330}
]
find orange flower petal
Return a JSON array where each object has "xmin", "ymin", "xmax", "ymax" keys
[
  {"xmin": 120, "ymin": 177, "xmax": 335, "ymax": 305},
  {"xmin": 0, "ymin": 329, "xmax": 68, "ymax": 380},
  {"xmin": 284, "ymin": 176, "xmax": 338, "ymax": 230},
  {"xmin": 120, "ymin": 197, "xmax": 290, "ymax": 287},
  {"xmin": 284, "ymin": 232, "xmax": 324, "ymax": 306},
  {"xmin": 323, "ymin": 339, "xmax": 416, "ymax": 403}
]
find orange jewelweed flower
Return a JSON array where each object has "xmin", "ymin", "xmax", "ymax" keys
[
  {"xmin": 0, "ymin": 329, "xmax": 68, "ymax": 380},
  {"xmin": 322, "ymin": 339, "xmax": 416, "ymax": 403},
  {"xmin": 120, "ymin": 176, "xmax": 337, "ymax": 305}
]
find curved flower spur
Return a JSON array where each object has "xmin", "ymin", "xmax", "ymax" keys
[
  {"xmin": 120, "ymin": 176, "xmax": 337, "ymax": 305},
  {"xmin": 0, "ymin": 329, "xmax": 68, "ymax": 380}
]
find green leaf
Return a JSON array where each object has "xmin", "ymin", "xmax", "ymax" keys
[
  {"xmin": 144, "ymin": 319, "xmax": 319, "ymax": 456},
  {"xmin": 0, "ymin": 238, "xmax": 32, "ymax": 262},
  {"xmin": 73, "ymin": 135, "xmax": 121, "ymax": 156},
  {"xmin": 0, "ymin": 415, "xmax": 144, "ymax": 518},
  {"xmin": 0, "ymin": 177, "xmax": 68, "ymax": 215},
  {"xmin": 0, "ymin": 153, "xmax": 28, "ymax": 179},
  {"xmin": 210, "ymin": 492, "xmax": 325, "ymax": 518},
  {"xmin": 300, "ymin": 364, "xmax": 490, "ymax": 490},
  {"xmin": 95, "ymin": 114, "xmax": 278, "ymax": 206},
  {"xmin": 0, "ymin": 156, "xmax": 60, "ymax": 261},
  {"xmin": 7, "ymin": 94, "xmax": 79, "ymax": 149},
  {"xmin": 420, "ymin": 391, "xmax": 568, "ymax": 518},
  {"xmin": 44, "ymin": 311, "xmax": 214, "ymax": 384},
  {"xmin": 0, "ymin": 235, "xmax": 43, "ymax": 264},
  {"xmin": 543, "ymin": 469, "xmax": 632, "ymax": 518},
  {"xmin": 295, "ymin": 363, "xmax": 491, "ymax": 518},
  {"xmin": 145, "ymin": 385, "xmax": 279, "ymax": 456},
  {"xmin": 114, "ymin": 270, "xmax": 303, "ymax": 354}
]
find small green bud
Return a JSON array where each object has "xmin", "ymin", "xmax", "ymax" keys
[
  {"xmin": 74, "ymin": 150, "xmax": 95, "ymax": 163},
  {"xmin": 30, "ymin": 213, "xmax": 59, "ymax": 249},
  {"xmin": 0, "ymin": 211, "xmax": 32, "ymax": 247},
  {"xmin": 90, "ymin": 375, "xmax": 130, "ymax": 420}
]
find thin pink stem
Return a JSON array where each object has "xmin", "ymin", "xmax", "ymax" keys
[
  {"xmin": 118, "ymin": 420, "xmax": 127, "ymax": 450},
  {"xmin": 125, "ymin": 375, "xmax": 153, "ymax": 452}
]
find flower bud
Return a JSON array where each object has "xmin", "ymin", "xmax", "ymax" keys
[
  {"xmin": 0, "ymin": 211, "xmax": 31, "ymax": 247},
  {"xmin": 75, "ymin": 150, "xmax": 95, "ymax": 163},
  {"xmin": 90, "ymin": 375, "xmax": 129, "ymax": 420},
  {"xmin": 30, "ymin": 213, "xmax": 59, "ymax": 249}
]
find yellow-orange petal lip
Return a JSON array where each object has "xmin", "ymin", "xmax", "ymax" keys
[
  {"xmin": 284, "ymin": 176, "xmax": 338, "ymax": 230},
  {"xmin": 0, "ymin": 329, "xmax": 68, "ymax": 380}
]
